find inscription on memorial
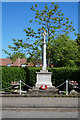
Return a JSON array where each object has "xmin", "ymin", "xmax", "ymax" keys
[
  {"xmin": 36, "ymin": 72, "xmax": 52, "ymax": 87},
  {"xmin": 39, "ymin": 74, "xmax": 51, "ymax": 82}
]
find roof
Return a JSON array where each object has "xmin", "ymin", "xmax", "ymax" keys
[{"xmin": 0, "ymin": 58, "xmax": 33, "ymax": 67}]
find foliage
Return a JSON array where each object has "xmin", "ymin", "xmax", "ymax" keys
[
  {"xmin": 26, "ymin": 67, "xmax": 40, "ymax": 87},
  {"xmin": 2, "ymin": 50, "xmax": 26, "ymax": 62},
  {"xmin": 2, "ymin": 67, "xmax": 80, "ymax": 91},
  {"xmin": 24, "ymin": 2, "xmax": 76, "ymax": 67},
  {"xmin": 26, "ymin": 67, "xmax": 80, "ymax": 87},
  {"xmin": 2, "ymin": 67, "xmax": 27, "ymax": 90},
  {"xmin": 10, "ymin": 52, "xmax": 26, "ymax": 61},
  {"xmin": 2, "ymin": 2, "xmax": 76, "ymax": 67},
  {"xmin": 0, "ymin": 67, "xmax": 2, "ymax": 89},
  {"xmin": 50, "ymin": 35, "xmax": 78, "ymax": 67},
  {"xmin": 27, "ymin": 55, "xmax": 42, "ymax": 67},
  {"xmin": 75, "ymin": 34, "xmax": 80, "ymax": 66},
  {"xmin": 47, "ymin": 67, "xmax": 80, "ymax": 86}
]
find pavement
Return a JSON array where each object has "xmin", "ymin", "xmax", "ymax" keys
[
  {"xmin": 1, "ymin": 97, "xmax": 80, "ymax": 119},
  {"xmin": 2, "ymin": 97, "xmax": 79, "ymax": 108}
]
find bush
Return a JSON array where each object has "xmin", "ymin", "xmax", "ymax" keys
[
  {"xmin": 47, "ymin": 67, "xmax": 80, "ymax": 86},
  {"xmin": 26, "ymin": 67, "xmax": 41, "ymax": 87},
  {"xmin": 0, "ymin": 67, "xmax": 2, "ymax": 89},
  {"xmin": 2, "ymin": 67, "xmax": 27, "ymax": 89},
  {"xmin": 26, "ymin": 67, "xmax": 80, "ymax": 87},
  {"xmin": 2, "ymin": 67, "xmax": 80, "ymax": 90}
]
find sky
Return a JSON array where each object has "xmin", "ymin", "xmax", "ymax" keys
[{"xmin": 1, "ymin": 1, "xmax": 78, "ymax": 58}]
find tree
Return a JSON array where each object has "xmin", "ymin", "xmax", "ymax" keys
[
  {"xmin": 50, "ymin": 34, "xmax": 78, "ymax": 67},
  {"xmin": 3, "ymin": 2, "xmax": 76, "ymax": 67},
  {"xmin": 10, "ymin": 52, "xmax": 26, "ymax": 61},
  {"xmin": 2, "ymin": 49, "xmax": 26, "ymax": 61},
  {"xmin": 27, "ymin": 55, "xmax": 42, "ymax": 67},
  {"xmin": 75, "ymin": 34, "xmax": 80, "ymax": 66}
]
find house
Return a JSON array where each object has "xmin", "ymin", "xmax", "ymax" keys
[
  {"xmin": 0, "ymin": 58, "xmax": 34, "ymax": 67},
  {"xmin": 0, "ymin": 58, "xmax": 53, "ymax": 67}
]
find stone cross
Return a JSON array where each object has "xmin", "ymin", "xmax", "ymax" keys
[
  {"xmin": 36, "ymin": 31, "xmax": 52, "ymax": 87},
  {"xmin": 41, "ymin": 30, "xmax": 47, "ymax": 70}
]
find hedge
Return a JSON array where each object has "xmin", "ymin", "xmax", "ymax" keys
[
  {"xmin": 0, "ymin": 67, "xmax": 2, "ymax": 89},
  {"xmin": 47, "ymin": 67, "xmax": 80, "ymax": 86},
  {"xmin": 26, "ymin": 67, "xmax": 80, "ymax": 87},
  {"xmin": 2, "ymin": 67, "xmax": 26, "ymax": 89},
  {"xmin": 2, "ymin": 66, "xmax": 80, "ymax": 90}
]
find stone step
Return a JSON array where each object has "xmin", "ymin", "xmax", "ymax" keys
[{"xmin": 28, "ymin": 87, "xmax": 59, "ymax": 95}]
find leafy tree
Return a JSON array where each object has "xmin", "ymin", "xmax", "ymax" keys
[
  {"xmin": 27, "ymin": 55, "xmax": 42, "ymax": 67},
  {"xmin": 75, "ymin": 34, "xmax": 80, "ymax": 66},
  {"xmin": 3, "ymin": 2, "xmax": 76, "ymax": 67},
  {"xmin": 10, "ymin": 52, "xmax": 26, "ymax": 61},
  {"xmin": 2, "ymin": 49, "xmax": 26, "ymax": 61},
  {"xmin": 50, "ymin": 34, "xmax": 78, "ymax": 67}
]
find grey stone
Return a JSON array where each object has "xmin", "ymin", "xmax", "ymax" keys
[
  {"xmin": 28, "ymin": 89, "xmax": 33, "ymax": 92},
  {"xmin": 36, "ymin": 71, "xmax": 52, "ymax": 87},
  {"xmin": 69, "ymin": 89, "xmax": 80, "ymax": 95},
  {"xmin": 40, "ymin": 70, "xmax": 48, "ymax": 72}
]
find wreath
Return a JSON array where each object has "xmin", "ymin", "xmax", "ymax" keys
[{"xmin": 40, "ymin": 84, "xmax": 47, "ymax": 90}]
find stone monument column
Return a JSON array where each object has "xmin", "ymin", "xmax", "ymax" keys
[
  {"xmin": 42, "ymin": 31, "xmax": 47, "ymax": 71},
  {"xmin": 36, "ymin": 30, "xmax": 52, "ymax": 87}
]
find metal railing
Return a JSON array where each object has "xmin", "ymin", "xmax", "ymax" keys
[
  {"xmin": 0, "ymin": 80, "xmax": 80, "ymax": 96},
  {"xmin": 19, "ymin": 80, "xmax": 32, "ymax": 95}
]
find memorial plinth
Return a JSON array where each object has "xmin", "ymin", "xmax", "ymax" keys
[{"xmin": 36, "ymin": 70, "xmax": 52, "ymax": 87}]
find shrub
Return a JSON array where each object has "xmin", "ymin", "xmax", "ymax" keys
[
  {"xmin": 2, "ymin": 67, "xmax": 26, "ymax": 89},
  {"xmin": 47, "ymin": 67, "xmax": 80, "ymax": 86},
  {"xmin": 26, "ymin": 67, "xmax": 41, "ymax": 87},
  {"xmin": 2, "ymin": 67, "xmax": 80, "ymax": 90}
]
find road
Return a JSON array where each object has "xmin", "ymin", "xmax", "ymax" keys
[{"xmin": 1, "ymin": 97, "xmax": 79, "ymax": 119}]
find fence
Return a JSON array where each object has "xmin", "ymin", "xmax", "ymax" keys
[{"xmin": 0, "ymin": 80, "xmax": 80, "ymax": 95}]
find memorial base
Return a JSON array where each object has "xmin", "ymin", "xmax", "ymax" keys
[{"xmin": 36, "ymin": 70, "xmax": 52, "ymax": 87}]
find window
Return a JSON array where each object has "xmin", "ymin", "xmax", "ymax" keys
[
  {"xmin": 36, "ymin": 64, "xmax": 40, "ymax": 67},
  {"xmin": 22, "ymin": 64, "xmax": 26, "ymax": 67},
  {"xmin": 7, "ymin": 64, "xmax": 11, "ymax": 67}
]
